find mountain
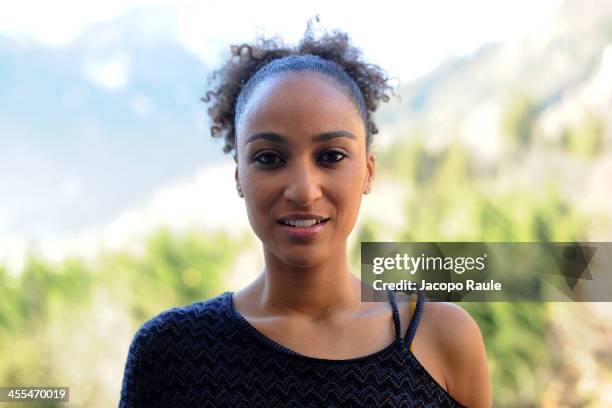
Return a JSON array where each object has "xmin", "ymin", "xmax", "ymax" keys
[
  {"xmin": 0, "ymin": 8, "xmax": 222, "ymax": 239},
  {"xmin": 379, "ymin": 0, "xmax": 612, "ymax": 224},
  {"xmin": 383, "ymin": 0, "xmax": 612, "ymax": 155}
]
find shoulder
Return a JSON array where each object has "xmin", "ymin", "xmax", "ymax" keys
[
  {"xmin": 420, "ymin": 301, "xmax": 492, "ymax": 408},
  {"xmin": 420, "ymin": 301, "xmax": 481, "ymax": 355},
  {"xmin": 128, "ymin": 292, "xmax": 231, "ymax": 354},
  {"xmin": 122, "ymin": 292, "xmax": 231, "ymax": 379},
  {"xmin": 120, "ymin": 293, "xmax": 231, "ymax": 405}
]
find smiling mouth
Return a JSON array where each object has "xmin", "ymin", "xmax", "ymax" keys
[{"xmin": 277, "ymin": 218, "xmax": 330, "ymax": 228}]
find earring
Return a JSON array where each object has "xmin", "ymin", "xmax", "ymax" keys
[{"xmin": 236, "ymin": 184, "xmax": 244, "ymax": 197}]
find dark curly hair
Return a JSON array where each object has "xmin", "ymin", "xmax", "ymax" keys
[{"xmin": 201, "ymin": 23, "xmax": 395, "ymax": 156}]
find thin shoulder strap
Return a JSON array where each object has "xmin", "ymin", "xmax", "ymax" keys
[
  {"xmin": 404, "ymin": 290, "xmax": 424, "ymax": 352},
  {"xmin": 387, "ymin": 290, "xmax": 402, "ymax": 341}
]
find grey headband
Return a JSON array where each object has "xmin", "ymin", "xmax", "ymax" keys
[{"xmin": 234, "ymin": 54, "xmax": 369, "ymax": 137}]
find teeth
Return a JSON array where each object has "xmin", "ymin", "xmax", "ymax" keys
[{"xmin": 283, "ymin": 219, "xmax": 321, "ymax": 227}]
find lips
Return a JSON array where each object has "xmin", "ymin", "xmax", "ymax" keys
[
  {"xmin": 278, "ymin": 213, "xmax": 329, "ymax": 222},
  {"xmin": 276, "ymin": 214, "xmax": 330, "ymax": 239},
  {"xmin": 277, "ymin": 214, "xmax": 330, "ymax": 227},
  {"xmin": 278, "ymin": 218, "xmax": 328, "ymax": 227}
]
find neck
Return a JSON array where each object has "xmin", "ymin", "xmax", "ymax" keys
[{"xmin": 252, "ymin": 242, "xmax": 361, "ymax": 318}]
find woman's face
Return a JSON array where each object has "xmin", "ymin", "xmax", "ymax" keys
[{"xmin": 235, "ymin": 71, "xmax": 375, "ymax": 268}]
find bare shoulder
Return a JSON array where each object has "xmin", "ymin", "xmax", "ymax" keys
[
  {"xmin": 419, "ymin": 302, "xmax": 492, "ymax": 408},
  {"xmin": 421, "ymin": 302, "xmax": 481, "ymax": 352}
]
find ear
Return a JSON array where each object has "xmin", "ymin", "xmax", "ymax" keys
[
  {"xmin": 235, "ymin": 166, "xmax": 244, "ymax": 198},
  {"xmin": 363, "ymin": 151, "xmax": 375, "ymax": 194}
]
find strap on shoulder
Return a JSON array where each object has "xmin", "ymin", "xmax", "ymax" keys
[
  {"xmin": 404, "ymin": 290, "xmax": 424, "ymax": 352},
  {"xmin": 387, "ymin": 290, "xmax": 402, "ymax": 341}
]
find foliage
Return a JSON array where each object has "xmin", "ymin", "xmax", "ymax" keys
[
  {"xmin": 0, "ymin": 228, "xmax": 245, "ymax": 407},
  {"xmin": 561, "ymin": 110, "xmax": 606, "ymax": 158},
  {"xmin": 502, "ymin": 93, "xmax": 538, "ymax": 149}
]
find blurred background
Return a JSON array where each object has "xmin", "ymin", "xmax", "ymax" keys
[{"xmin": 1, "ymin": 0, "xmax": 611, "ymax": 406}]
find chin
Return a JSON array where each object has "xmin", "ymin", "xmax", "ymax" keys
[{"xmin": 276, "ymin": 247, "xmax": 329, "ymax": 269}]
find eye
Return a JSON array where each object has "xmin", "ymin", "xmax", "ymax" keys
[
  {"xmin": 319, "ymin": 150, "xmax": 347, "ymax": 164},
  {"xmin": 253, "ymin": 152, "xmax": 284, "ymax": 167}
]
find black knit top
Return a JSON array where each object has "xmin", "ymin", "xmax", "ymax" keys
[{"xmin": 119, "ymin": 290, "xmax": 467, "ymax": 407}]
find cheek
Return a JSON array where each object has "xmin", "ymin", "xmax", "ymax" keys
[
  {"xmin": 240, "ymin": 170, "xmax": 278, "ymax": 225},
  {"xmin": 242, "ymin": 170, "xmax": 277, "ymax": 198},
  {"xmin": 328, "ymin": 165, "xmax": 366, "ymax": 217},
  {"xmin": 242, "ymin": 193, "xmax": 274, "ymax": 244},
  {"xmin": 345, "ymin": 158, "xmax": 368, "ymax": 191}
]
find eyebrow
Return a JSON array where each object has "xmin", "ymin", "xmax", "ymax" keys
[{"xmin": 244, "ymin": 130, "xmax": 357, "ymax": 146}]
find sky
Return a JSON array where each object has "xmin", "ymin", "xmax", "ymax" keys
[{"xmin": 0, "ymin": 0, "xmax": 564, "ymax": 82}]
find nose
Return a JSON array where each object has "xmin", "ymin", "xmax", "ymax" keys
[{"xmin": 283, "ymin": 158, "xmax": 322, "ymax": 207}]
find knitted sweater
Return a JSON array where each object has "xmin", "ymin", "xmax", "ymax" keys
[{"xmin": 119, "ymin": 290, "xmax": 466, "ymax": 407}]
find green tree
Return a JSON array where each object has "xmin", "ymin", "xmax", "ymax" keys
[{"xmin": 502, "ymin": 93, "xmax": 537, "ymax": 149}]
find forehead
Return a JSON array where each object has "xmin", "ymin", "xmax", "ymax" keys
[{"xmin": 236, "ymin": 71, "xmax": 364, "ymax": 141}]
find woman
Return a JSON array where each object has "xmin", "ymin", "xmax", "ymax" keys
[{"xmin": 119, "ymin": 26, "xmax": 492, "ymax": 407}]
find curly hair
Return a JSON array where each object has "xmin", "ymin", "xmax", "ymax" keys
[{"xmin": 201, "ymin": 23, "xmax": 395, "ymax": 155}]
